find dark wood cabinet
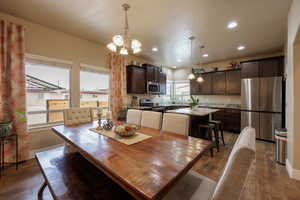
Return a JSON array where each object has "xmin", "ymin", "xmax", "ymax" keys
[
  {"xmin": 159, "ymin": 72, "xmax": 167, "ymax": 95},
  {"xmin": 226, "ymin": 70, "xmax": 241, "ymax": 95},
  {"xmin": 213, "ymin": 109, "xmax": 241, "ymax": 133},
  {"xmin": 126, "ymin": 65, "xmax": 146, "ymax": 94},
  {"xmin": 190, "ymin": 70, "xmax": 240, "ymax": 96},
  {"xmin": 241, "ymin": 61, "xmax": 259, "ymax": 78},
  {"xmin": 143, "ymin": 64, "xmax": 160, "ymax": 83},
  {"xmin": 259, "ymin": 57, "xmax": 284, "ymax": 77},
  {"xmin": 199, "ymin": 73, "xmax": 212, "ymax": 95},
  {"xmin": 241, "ymin": 56, "xmax": 284, "ymax": 78},
  {"xmin": 212, "ymin": 72, "xmax": 226, "ymax": 95},
  {"xmin": 190, "ymin": 76, "xmax": 200, "ymax": 95}
]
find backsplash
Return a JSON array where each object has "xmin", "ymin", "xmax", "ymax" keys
[
  {"xmin": 193, "ymin": 95, "xmax": 241, "ymax": 105},
  {"xmin": 127, "ymin": 94, "xmax": 241, "ymax": 106}
]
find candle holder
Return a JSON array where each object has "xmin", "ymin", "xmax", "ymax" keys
[
  {"xmin": 96, "ymin": 112, "xmax": 103, "ymax": 130},
  {"xmin": 102, "ymin": 119, "xmax": 113, "ymax": 131}
]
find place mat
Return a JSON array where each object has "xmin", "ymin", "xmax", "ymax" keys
[{"xmin": 89, "ymin": 128, "xmax": 152, "ymax": 145}]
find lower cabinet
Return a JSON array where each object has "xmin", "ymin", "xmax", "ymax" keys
[{"xmin": 213, "ymin": 109, "xmax": 241, "ymax": 133}]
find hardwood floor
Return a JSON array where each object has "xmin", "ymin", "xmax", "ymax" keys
[{"xmin": 1, "ymin": 132, "xmax": 300, "ymax": 200}]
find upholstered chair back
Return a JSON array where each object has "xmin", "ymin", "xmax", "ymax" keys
[
  {"xmin": 162, "ymin": 113, "xmax": 189, "ymax": 135},
  {"xmin": 212, "ymin": 127, "xmax": 256, "ymax": 200},
  {"xmin": 141, "ymin": 111, "xmax": 162, "ymax": 129},
  {"xmin": 126, "ymin": 109, "xmax": 142, "ymax": 126},
  {"xmin": 63, "ymin": 108, "xmax": 93, "ymax": 126}
]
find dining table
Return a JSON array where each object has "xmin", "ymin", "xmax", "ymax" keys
[{"xmin": 52, "ymin": 121, "xmax": 213, "ymax": 200}]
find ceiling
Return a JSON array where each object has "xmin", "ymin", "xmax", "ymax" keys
[{"xmin": 0, "ymin": 0, "xmax": 292, "ymax": 67}]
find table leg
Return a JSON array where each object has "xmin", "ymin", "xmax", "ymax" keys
[
  {"xmin": 16, "ymin": 135, "xmax": 18, "ymax": 170},
  {"xmin": 1, "ymin": 139, "xmax": 4, "ymax": 170},
  {"xmin": 0, "ymin": 140, "xmax": 2, "ymax": 178},
  {"xmin": 38, "ymin": 180, "xmax": 47, "ymax": 200}
]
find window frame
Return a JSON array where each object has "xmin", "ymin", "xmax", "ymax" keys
[
  {"xmin": 173, "ymin": 80, "xmax": 190, "ymax": 103},
  {"xmin": 79, "ymin": 63, "xmax": 111, "ymax": 116},
  {"xmin": 25, "ymin": 55, "xmax": 111, "ymax": 132},
  {"xmin": 25, "ymin": 54, "xmax": 73, "ymax": 130}
]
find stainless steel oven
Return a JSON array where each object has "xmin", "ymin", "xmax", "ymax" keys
[{"xmin": 147, "ymin": 81, "xmax": 160, "ymax": 94}]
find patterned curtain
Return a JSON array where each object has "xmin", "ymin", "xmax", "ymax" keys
[
  {"xmin": 0, "ymin": 20, "xmax": 29, "ymax": 162},
  {"xmin": 109, "ymin": 53, "xmax": 126, "ymax": 121}
]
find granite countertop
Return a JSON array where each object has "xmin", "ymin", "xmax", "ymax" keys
[
  {"xmin": 167, "ymin": 108, "xmax": 219, "ymax": 117},
  {"xmin": 154, "ymin": 103, "xmax": 189, "ymax": 107},
  {"xmin": 197, "ymin": 103, "xmax": 241, "ymax": 110}
]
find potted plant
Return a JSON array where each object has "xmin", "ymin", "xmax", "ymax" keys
[
  {"xmin": 0, "ymin": 109, "xmax": 26, "ymax": 137},
  {"xmin": 189, "ymin": 96, "xmax": 199, "ymax": 110}
]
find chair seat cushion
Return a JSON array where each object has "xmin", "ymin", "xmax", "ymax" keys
[{"xmin": 163, "ymin": 170, "xmax": 217, "ymax": 200}]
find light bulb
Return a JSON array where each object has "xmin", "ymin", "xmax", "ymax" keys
[
  {"xmin": 107, "ymin": 43, "xmax": 117, "ymax": 52},
  {"xmin": 237, "ymin": 45, "xmax": 245, "ymax": 51},
  {"xmin": 227, "ymin": 21, "xmax": 238, "ymax": 29},
  {"xmin": 197, "ymin": 76, "xmax": 204, "ymax": 83},
  {"xmin": 131, "ymin": 39, "xmax": 142, "ymax": 49},
  {"xmin": 120, "ymin": 47, "xmax": 128, "ymax": 55},
  {"xmin": 188, "ymin": 73, "xmax": 195, "ymax": 80},
  {"xmin": 133, "ymin": 47, "xmax": 141, "ymax": 54},
  {"xmin": 113, "ymin": 35, "xmax": 124, "ymax": 46}
]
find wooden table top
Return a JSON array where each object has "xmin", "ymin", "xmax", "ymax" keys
[
  {"xmin": 167, "ymin": 107, "xmax": 219, "ymax": 117},
  {"xmin": 52, "ymin": 121, "xmax": 212, "ymax": 200}
]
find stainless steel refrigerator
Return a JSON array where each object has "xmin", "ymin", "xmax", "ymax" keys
[{"xmin": 241, "ymin": 77, "xmax": 282, "ymax": 141}]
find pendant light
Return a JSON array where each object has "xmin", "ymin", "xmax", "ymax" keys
[
  {"xmin": 196, "ymin": 45, "xmax": 205, "ymax": 83},
  {"xmin": 107, "ymin": 4, "xmax": 142, "ymax": 55},
  {"xmin": 188, "ymin": 36, "xmax": 196, "ymax": 80}
]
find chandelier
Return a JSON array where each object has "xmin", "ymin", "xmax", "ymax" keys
[
  {"xmin": 187, "ymin": 36, "xmax": 204, "ymax": 83},
  {"xmin": 107, "ymin": 4, "xmax": 141, "ymax": 55}
]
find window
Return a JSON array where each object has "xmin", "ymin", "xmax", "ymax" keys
[
  {"xmin": 25, "ymin": 60, "xmax": 70, "ymax": 128},
  {"xmin": 161, "ymin": 81, "xmax": 173, "ymax": 103},
  {"xmin": 80, "ymin": 68, "xmax": 110, "ymax": 118},
  {"xmin": 174, "ymin": 81, "xmax": 190, "ymax": 103}
]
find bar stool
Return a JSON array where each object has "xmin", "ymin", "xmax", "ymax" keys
[
  {"xmin": 208, "ymin": 120, "xmax": 226, "ymax": 146},
  {"xmin": 198, "ymin": 123, "xmax": 220, "ymax": 156}
]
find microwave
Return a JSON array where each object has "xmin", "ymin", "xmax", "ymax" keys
[{"xmin": 147, "ymin": 81, "xmax": 160, "ymax": 94}]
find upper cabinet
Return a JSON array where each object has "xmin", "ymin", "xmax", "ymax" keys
[
  {"xmin": 143, "ymin": 64, "xmax": 161, "ymax": 83},
  {"xmin": 126, "ymin": 64, "xmax": 166, "ymax": 94},
  {"xmin": 241, "ymin": 61, "xmax": 259, "ymax": 78},
  {"xmin": 190, "ymin": 69, "xmax": 241, "ymax": 96},
  {"xmin": 126, "ymin": 65, "xmax": 146, "ymax": 94},
  {"xmin": 199, "ymin": 73, "xmax": 213, "ymax": 95},
  {"xmin": 159, "ymin": 72, "xmax": 167, "ymax": 95},
  {"xmin": 241, "ymin": 56, "xmax": 284, "ymax": 78},
  {"xmin": 259, "ymin": 57, "xmax": 284, "ymax": 77},
  {"xmin": 190, "ymin": 75, "xmax": 200, "ymax": 95},
  {"xmin": 212, "ymin": 72, "xmax": 226, "ymax": 95},
  {"xmin": 226, "ymin": 70, "xmax": 241, "ymax": 95}
]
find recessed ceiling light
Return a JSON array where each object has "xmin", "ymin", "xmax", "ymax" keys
[
  {"xmin": 227, "ymin": 21, "xmax": 238, "ymax": 29},
  {"xmin": 237, "ymin": 45, "xmax": 246, "ymax": 51},
  {"xmin": 152, "ymin": 47, "xmax": 158, "ymax": 52},
  {"xmin": 172, "ymin": 66, "xmax": 177, "ymax": 69},
  {"xmin": 202, "ymin": 54, "xmax": 209, "ymax": 57},
  {"xmin": 177, "ymin": 59, "xmax": 182, "ymax": 62}
]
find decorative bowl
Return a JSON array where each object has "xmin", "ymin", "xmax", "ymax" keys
[{"xmin": 114, "ymin": 124, "xmax": 139, "ymax": 137}]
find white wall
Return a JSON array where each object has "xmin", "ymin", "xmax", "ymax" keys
[{"xmin": 286, "ymin": 0, "xmax": 300, "ymax": 175}]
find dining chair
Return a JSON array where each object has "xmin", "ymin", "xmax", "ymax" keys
[
  {"xmin": 163, "ymin": 126, "xmax": 256, "ymax": 200},
  {"xmin": 126, "ymin": 109, "xmax": 142, "ymax": 126},
  {"xmin": 63, "ymin": 108, "xmax": 93, "ymax": 126},
  {"xmin": 161, "ymin": 113, "xmax": 189, "ymax": 135},
  {"xmin": 140, "ymin": 111, "xmax": 162, "ymax": 129}
]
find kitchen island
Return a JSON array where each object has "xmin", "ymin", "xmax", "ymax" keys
[{"xmin": 167, "ymin": 107, "xmax": 219, "ymax": 137}]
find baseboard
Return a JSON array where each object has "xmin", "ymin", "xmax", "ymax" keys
[
  {"xmin": 29, "ymin": 144, "xmax": 64, "ymax": 159},
  {"xmin": 286, "ymin": 158, "xmax": 300, "ymax": 180}
]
